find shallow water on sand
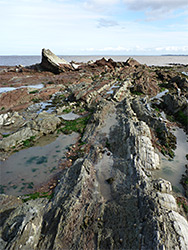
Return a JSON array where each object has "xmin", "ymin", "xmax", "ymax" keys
[
  {"xmin": 153, "ymin": 127, "xmax": 188, "ymax": 195},
  {"xmin": 0, "ymin": 84, "xmax": 44, "ymax": 93}
]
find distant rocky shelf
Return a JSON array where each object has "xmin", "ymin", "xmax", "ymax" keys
[{"xmin": 0, "ymin": 49, "xmax": 188, "ymax": 249}]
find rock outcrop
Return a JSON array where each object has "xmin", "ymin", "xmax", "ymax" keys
[
  {"xmin": 40, "ymin": 48, "xmax": 73, "ymax": 73},
  {"xmin": 0, "ymin": 111, "xmax": 61, "ymax": 158},
  {"xmin": 1, "ymin": 97, "xmax": 188, "ymax": 249},
  {"xmin": 0, "ymin": 88, "xmax": 33, "ymax": 111},
  {"xmin": 0, "ymin": 53, "xmax": 188, "ymax": 249}
]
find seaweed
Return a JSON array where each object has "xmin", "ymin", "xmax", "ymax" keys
[
  {"xmin": 58, "ymin": 115, "xmax": 91, "ymax": 135},
  {"xmin": 22, "ymin": 136, "xmax": 36, "ymax": 147},
  {"xmin": 22, "ymin": 192, "xmax": 54, "ymax": 202}
]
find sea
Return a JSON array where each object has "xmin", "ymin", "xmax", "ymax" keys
[{"xmin": 0, "ymin": 55, "xmax": 188, "ymax": 67}]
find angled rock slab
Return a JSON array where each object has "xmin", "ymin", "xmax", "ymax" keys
[{"xmin": 40, "ymin": 48, "xmax": 73, "ymax": 74}]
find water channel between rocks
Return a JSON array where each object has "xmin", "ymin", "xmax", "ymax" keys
[
  {"xmin": 0, "ymin": 132, "xmax": 78, "ymax": 196},
  {"xmin": 153, "ymin": 127, "xmax": 188, "ymax": 194},
  {"xmin": 0, "ymin": 84, "xmax": 44, "ymax": 94},
  {"xmin": 94, "ymin": 112, "xmax": 118, "ymax": 201}
]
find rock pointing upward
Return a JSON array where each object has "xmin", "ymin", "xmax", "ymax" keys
[{"xmin": 40, "ymin": 48, "xmax": 73, "ymax": 73}]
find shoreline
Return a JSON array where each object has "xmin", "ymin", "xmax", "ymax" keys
[
  {"xmin": 0, "ymin": 54, "xmax": 188, "ymax": 67},
  {"xmin": 0, "ymin": 50, "xmax": 188, "ymax": 249}
]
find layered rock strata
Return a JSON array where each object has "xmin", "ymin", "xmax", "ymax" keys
[
  {"xmin": 0, "ymin": 54, "xmax": 188, "ymax": 249},
  {"xmin": 40, "ymin": 48, "xmax": 73, "ymax": 74},
  {"xmin": 1, "ymin": 95, "xmax": 188, "ymax": 250}
]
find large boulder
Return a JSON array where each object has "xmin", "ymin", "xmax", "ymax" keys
[{"xmin": 40, "ymin": 49, "xmax": 73, "ymax": 74}]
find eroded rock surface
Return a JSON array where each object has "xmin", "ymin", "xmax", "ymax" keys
[
  {"xmin": 40, "ymin": 48, "xmax": 73, "ymax": 74},
  {"xmin": 0, "ymin": 111, "xmax": 61, "ymax": 159},
  {"xmin": 0, "ymin": 53, "xmax": 188, "ymax": 249}
]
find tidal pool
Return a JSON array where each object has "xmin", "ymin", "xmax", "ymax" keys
[
  {"xmin": 153, "ymin": 127, "xmax": 188, "ymax": 194},
  {"xmin": 94, "ymin": 151, "xmax": 114, "ymax": 201},
  {"xmin": 58, "ymin": 112, "xmax": 81, "ymax": 120},
  {"xmin": 150, "ymin": 89, "xmax": 169, "ymax": 101},
  {"xmin": 106, "ymin": 82, "xmax": 120, "ymax": 95},
  {"xmin": 0, "ymin": 84, "xmax": 44, "ymax": 94},
  {"xmin": 0, "ymin": 132, "xmax": 78, "ymax": 196}
]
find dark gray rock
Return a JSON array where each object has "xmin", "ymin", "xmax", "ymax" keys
[
  {"xmin": 1, "ymin": 97, "xmax": 187, "ymax": 250},
  {"xmin": 162, "ymin": 93, "xmax": 187, "ymax": 115}
]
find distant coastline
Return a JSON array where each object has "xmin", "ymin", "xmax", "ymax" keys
[{"xmin": 162, "ymin": 54, "xmax": 188, "ymax": 56}]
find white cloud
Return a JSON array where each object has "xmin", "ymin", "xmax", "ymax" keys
[
  {"xmin": 83, "ymin": 0, "xmax": 120, "ymax": 11},
  {"xmin": 82, "ymin": 46, "xmax": 151, "ymax": 52},
  {"xmin": 0, "ymin": 0, "xmax": 188, "ymax": 55},
  {"xmin": 123, "ymin": 0, "xmax": 188, "ymax": 20},
  {"xmin": 98, "ymin": 46, "xmax": 131, "ymax": 51},
  {"xmin": 97, "ymin": 18, "xmax": 118, "ymax": 28},
  {"xmin": 155, "ymin": 46, "xmax": 188, "ymax": 52},
  {"xmin": 123, "ymin": 0, "xmax": 188, "ymax": 11},
  {"xmin": 88, "ymin": 0, "xmax": 119, "ymax": 4},
  {"xmin": 81, "ymin": 44, "xmax": 188, "ymax": 55}
]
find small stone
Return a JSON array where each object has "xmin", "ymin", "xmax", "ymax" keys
[{"xmin": 153, "ymin": 178, "xmax": 172, "ymax": 193}]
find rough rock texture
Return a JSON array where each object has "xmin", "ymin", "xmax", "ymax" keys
[
  {"xmin": 0, "ymin": 112, "xmax": 25, "ymax": 128},
  {"xmin": 181, "ymin": 164, "xmax": 188, "ymax": 198},
  {"xmin": 0, "ymin": 96, "xmax": 188, "ymax": 249},
  {"xmin": 0, "ymin": 88, "xmax": 33, "ymax": 111},
  {"xmin": 40, "ymin": 48, "xmax": 73, "ymax": 74},
  {"xmin": 0, "ymin": 111, "xmax": 61, "ymax": 157},
  {"xmin": 162, "ymin": 94, "xmax": 187, "ymax": 115},
  {"xmin": 124, "ymin": 57, "xmax": 141, "ymax": 67},
  {"xmin": 170, "ymin": 75, "xmax": 188, "ymax": 94},
  {"xmin": 0, "ymin": 54, "xmax": 188, "ymax": 249}
]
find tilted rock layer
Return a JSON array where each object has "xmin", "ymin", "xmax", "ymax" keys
[{"xmin": 0, "ymin": 55, "xmax": 188, "ymax": 249}]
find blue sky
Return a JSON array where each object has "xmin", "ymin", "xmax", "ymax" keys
[{"xmin": 0, "ymin": 0, "xmax": 188, "ymax": 55}]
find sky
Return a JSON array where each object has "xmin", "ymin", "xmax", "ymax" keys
[{"xmin": 0, "ymin": 0, "xmax": 188, "ymax": 55}]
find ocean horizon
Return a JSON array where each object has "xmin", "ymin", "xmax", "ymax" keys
[{"xmin": 0, "ymin": 55, "xmax": 188, "ymax": 67}]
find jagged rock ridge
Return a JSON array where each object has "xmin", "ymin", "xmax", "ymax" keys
[{"xmin": 0, "ymin": 51, "xmax": 188, "ymax": 250}]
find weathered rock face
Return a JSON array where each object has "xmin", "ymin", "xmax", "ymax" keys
[
  {"xmin": 40, "ymin": 48, "xmax": 73, "ymax": 73},
  {"xmin": 1, "ymin": 95, "xmax": 188, "ymax": 250},
  {"xmin": 181, "ymin": 164, "xmax": 188, "ymax": 198},
  {"xmin": 94, "ymin": 57, "xmax": 117, "ymax": 69},
  {"xmin": 162, "ymin": 93, "xmax": 187, "ymax": 114},
  {"xmin": 161, "ymin": 93, "xmax": 188, "ymax": 131},
  {"xmin": 0, "ymin": 54, "xmax": 188, "ymax": 249},
  {"xmin": 0, "ymin": 112, "xmax": 25, "ymax": 127},
  {"xmin": 0, "ymin": 88, "xmax": 33, "ymax": 111},
  {"xmin": 124, "ymin": 57, "xmax": 141, "ymax": 67},
  {"xmin": 0, "ymin": 111, "xmax": 61, "ymax": 157},
  {"xmin": 170, "ymin": 75, "xmax": 188, "ymax": 93}
]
